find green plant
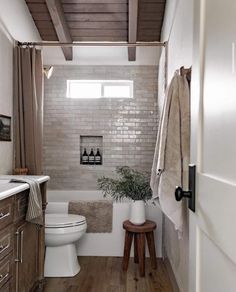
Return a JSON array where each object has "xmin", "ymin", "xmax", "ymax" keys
[{"xmin": 97, "ymin": 166, "xmax": 152, "ymax": 202}]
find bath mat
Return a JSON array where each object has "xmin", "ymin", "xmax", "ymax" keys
[{"xmin": 68, "ymin": 200, "xmax": 113, "ymax": 233}]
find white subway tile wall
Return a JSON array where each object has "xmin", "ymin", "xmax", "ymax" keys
[{"xmin": 43, "ymin": 66, "xmax": 158, "ymax": 189}]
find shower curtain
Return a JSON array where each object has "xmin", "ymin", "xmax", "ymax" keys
[{"xmin": 14, "ymin": 46, "xmax": 43, "ymax": 175}]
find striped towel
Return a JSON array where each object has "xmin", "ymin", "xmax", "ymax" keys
[{"xmin": 10, "ymin": 177, "xmax": 43, "ymax": 225}]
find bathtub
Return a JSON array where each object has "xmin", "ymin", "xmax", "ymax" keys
[{"xmin": 46, "ymin": 190, "xmax": 163, "ymax": 257}]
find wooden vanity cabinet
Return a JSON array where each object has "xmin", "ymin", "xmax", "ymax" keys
[
  {"xmin": 0, "ymin": 197, "xmax": 14, "ymax": 291},
  {"xmin": 0, "ymin": 182, "xmax": 47, "ymax": 292},
  {"xmin": 15, "ymin": 221, "xmax": 39, "ymax": 292}
]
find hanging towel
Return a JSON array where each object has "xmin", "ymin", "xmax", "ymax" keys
[
  {"xmin": 150, "ymin": 72, "xmax": 190, "ymax": 233},
  {"xmin": 10, "ymin": 177, "xmax": 43, "ymax": 225}
]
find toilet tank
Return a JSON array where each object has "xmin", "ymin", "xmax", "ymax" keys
[{"xmin": 46, "ymin": 202, "xmax": 69, "ymax": 214}]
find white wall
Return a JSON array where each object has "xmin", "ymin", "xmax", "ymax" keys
[
  {"xmin": 0, "ymin": 0, "xmax": 40, "ymax": 42},
  {"xmin": 159, "ymin": 1, "xmax": 194, "ymax": 292},
  {"xmin": 47, "ymin": 191, "xmax": 163, "ymax": 257},
  {"xmin": 163, "ymin": 0, "xmax": 193, "ymax": 79},
  {"xmin": 43, "ymin": 46, "xmax": 161, "ymax": 66},
  {"xmin": 0, "ymin": 23, "xmax": 13, "ymax": 174}
]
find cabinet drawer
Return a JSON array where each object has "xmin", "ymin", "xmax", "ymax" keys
[
  {"xmin": 0, "ymin": 197, "xmax": 14, "ymax": 231},
  {"xmin": 14, "ymin": 191, "xmax": 29, "ymax": 222},
  {"xmin": 0, "ymin": 226, "xmax": 13, "ymax": 261},
  {"xmin": 0, "ymin": 253, "xmax": 13, "ymax": 289}
]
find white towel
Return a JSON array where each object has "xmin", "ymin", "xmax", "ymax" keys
[
  {"xmin": 10, "ymin": 177, "xmax": 43, "ymax": 225},
  {"xmin": 150, "ymin": 72, "xmax": 190, "ymax": 233}
]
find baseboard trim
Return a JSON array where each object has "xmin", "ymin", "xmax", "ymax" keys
[{"xmin": 163, "ymin": 257, "xmax": 180, "ymax": 292}]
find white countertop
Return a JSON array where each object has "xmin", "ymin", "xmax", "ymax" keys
[{"xmin": 0, "ymin": 175, "xmax": 50, "ymax": 201}]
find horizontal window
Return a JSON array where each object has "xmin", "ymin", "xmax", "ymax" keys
[{"xmin": 66, "ymin": 80, "xmax": 133, "ymax": 99}]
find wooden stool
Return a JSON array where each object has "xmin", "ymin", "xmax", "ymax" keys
[{"xmin": 122, "ymin": 220, "xmax": 157, "ymax": 277}]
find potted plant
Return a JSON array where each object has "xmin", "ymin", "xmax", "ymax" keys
[{"xmin": 97, "ymin": 166, "xmax": 152, "ymax": 225}]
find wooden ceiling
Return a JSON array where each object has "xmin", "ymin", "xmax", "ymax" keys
[{"xmin": 25, "ymin": 0, "xmax": 166, "ymax": 61}]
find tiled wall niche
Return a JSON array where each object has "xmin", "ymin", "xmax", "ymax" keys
[
  {"xmin": 43, "ymin": 66, "xmax": 158, "ymax": 190},
  {"xmin": 80, "ymin": 136, "xmax": 103, "ymax": 165}
]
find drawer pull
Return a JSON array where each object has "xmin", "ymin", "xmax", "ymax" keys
[
  {"xmin": 15, "ymin": 231, "xmax": 24, "ymax": 263},
  {"xmin": 0, "ymin": 273, "xmax": 9, "ymax": 284},
  {"xmin": 20, "ymin": 231, "xmax": 24, "ymax": 264},
  {"xmin": 0, "ymin": 243, "xmax": 9, "ymax": 254},
  {"xmin": 0, "ymin": 212, "xmax": 10, "ymax": 220},
  {"xmin": 15, "ymin": 231, "xmax": 20, "ymax": 263}
]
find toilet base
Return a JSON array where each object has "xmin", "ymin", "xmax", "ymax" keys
[{"xmin": 44, "ymin": 243, "xmax": 80, "ymax": 277}]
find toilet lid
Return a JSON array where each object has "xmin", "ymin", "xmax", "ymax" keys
[{"xmin": 46, "ymin": 214, "xmax": 86, "ymax": 228}]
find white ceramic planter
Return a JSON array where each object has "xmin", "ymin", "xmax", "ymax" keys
[{"xmin": 129, "ymin": 200, "xmax": 146, "ymax": 225}]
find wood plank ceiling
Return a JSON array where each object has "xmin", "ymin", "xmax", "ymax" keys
[{"xmin": 25, "ymin": 0, "xmax": 166, "ymax": 61}]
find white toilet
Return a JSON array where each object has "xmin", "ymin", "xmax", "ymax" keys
[{"xmin": 44, "ymin": 213, "xmax": 87, "ymax": 277}]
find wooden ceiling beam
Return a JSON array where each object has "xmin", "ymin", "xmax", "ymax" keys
[
  {"xmin": 128, "ymin": 0, "xmax": 138, "ymax": 61},
  {"xmin": 45, "ymin": 0, "xmax": 73, "ymax": 60}
]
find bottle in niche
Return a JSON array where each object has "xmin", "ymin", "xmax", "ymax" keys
[
  {"xmin": 95, "ymin": 148, "xmax": 102, "ymax": 165},
  {"xmin": 88, "ymin": 148, "xmax": 95, "ymax": 165},
  {"xmin": 82, "ymin": 148, "xmax": 89, "ymax": 164}
]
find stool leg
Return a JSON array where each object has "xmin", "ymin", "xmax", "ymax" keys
[
  {"xmin": 137, "ymin": 233, "xmax": 145, "ymax": 277},
  {"xmin": 146, "ymin": 231, "xmax": 157, "ymax": 269},
  {"xmin": 122, "ymin": 231, "xmax": 133, "ymax": 271},
  {"xmin": 134, "ymin": 234, "xmax": 139, "ymax": 264}
]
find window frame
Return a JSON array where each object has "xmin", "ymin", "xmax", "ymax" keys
[{"xmin": 66, "ymin": 80, "xmax": 134, "ymax": 99}]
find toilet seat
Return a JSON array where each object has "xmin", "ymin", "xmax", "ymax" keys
[{"xmin": 46, "ymin": 213, "xmax": 86, "ymax": 228}]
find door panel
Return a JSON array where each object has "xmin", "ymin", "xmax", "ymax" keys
[
  {"xmin": 198, "ymin": 175, "xmax": 236, "ymax": 262},
  {"xmin": 199, "ymin": 231, "xmax": 236, "ymax": 292},
  {"xmin": 202, "ymin": 0, "xmax": 236, "ymax": 181},
  {"xmin": 190, "ymin": 0, "xmax": 236, "ymax": 291}
]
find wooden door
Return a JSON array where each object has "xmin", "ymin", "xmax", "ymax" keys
[
  {"xmin": 189, "ymin": 0, "xmax": 236, "ymax": 291},
  {"xmin": 15, "ymin": 222, "xmax": 39, "ymax": 292}
]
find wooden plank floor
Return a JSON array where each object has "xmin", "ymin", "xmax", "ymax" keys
[{"xmin": 44, "ymin": 256, "xmax": 173, "ymax": 292}]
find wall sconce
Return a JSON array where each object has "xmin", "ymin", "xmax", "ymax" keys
[{"xmin": 43, "ymin": 66, "xmax": 54, "ymax": 79}]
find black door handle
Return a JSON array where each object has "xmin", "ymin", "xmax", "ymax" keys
[
  {"xmin": 175, "ymin": 186, "xmax": 192, "ymax": 201},
  {"xmin": 175, "ymin": 165, "xmax": 196, "ymax": 212}
]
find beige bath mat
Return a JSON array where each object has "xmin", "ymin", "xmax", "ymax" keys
[{"xmin": 68, "ymin": 200, "xmax": 113, "ymax": 233}]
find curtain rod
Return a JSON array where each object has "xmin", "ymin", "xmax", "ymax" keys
[{"xmin": 17, "ymin": 41, "xmax": 166, "ymax": 48}]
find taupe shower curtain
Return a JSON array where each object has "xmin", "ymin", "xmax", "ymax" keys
[{"xmin": 14, "ymin": 47, "xmax": 43, "ymax": 175}]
